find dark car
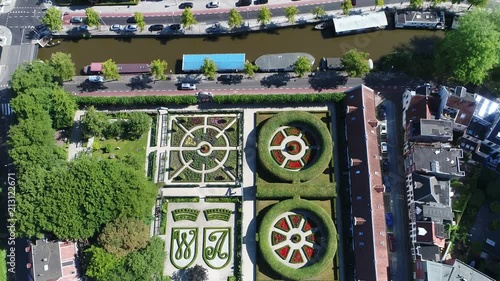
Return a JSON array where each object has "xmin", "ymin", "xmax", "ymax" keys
[
  {"xmin": 179, "ymin": 2, "xmax": 194, "ymax": 9},
  {"xmin": 257, "ymin": 0, "xmax": 268, "ymax": 4},
  {"xmin": 388, "ymin": 233, "xmax": 395, "ymax": 252},
  {"xmin": 148, "ymin": 24, "xmax": 164, "ymax": 32},
  {"xmin": 126, "ymin": 17, "xmax": 137, "ymax": 23},
  {"xmin": 383, "ymin": 160, "xmax": 389, "ymax": 173},
  {"xmin": 386, "ymin": 213, "xmax": 393, "ymax": 228},
  {"xmin": 218, "ymin": 74, "xmax": 243, "ymax": 84},
  {"xmin": 170, "ymin": 23, "xmax": 181, "ymax": 30},
  {"xmin": 236, "ymin": 0, "xmax": 251, "ymax": 6}
]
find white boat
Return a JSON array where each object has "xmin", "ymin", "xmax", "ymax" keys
[{"xmin": 314, "ymin": 22, "xmax": 329, "ymax": 30}]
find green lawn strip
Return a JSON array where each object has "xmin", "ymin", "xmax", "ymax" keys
[
  {"xmin": 92, "ymin": 134, "xmax": 148, "ymax": 168},
  {"xmin": 0, "ymin": 248, "xmax": 6, "ymax": 281},
  {"xmin": 173, "ymin": 167, "xmax": 202, "ymax": 183},
  {"xmin": 171, "ymin": 121, "xmax": 184, "ymax": 147},
  {"xmin": 226, "ymin": 150, "xmax": 238, "ymax": 171},
  {"xmin": 256, "ymin": 182, "xmax": 336, "ymax": 199}
]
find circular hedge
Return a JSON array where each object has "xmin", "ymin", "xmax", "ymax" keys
[
  {"xmin": 257, "ymin": 111, "xmax": 333, "ymax": 183},
  {"xmin": 258, "ymin": 197, "xmax": 338, "ymax": 280}
]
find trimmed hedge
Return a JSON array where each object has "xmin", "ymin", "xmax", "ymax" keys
[
  {"xmin": 257, "ymin": 111, "xmax": 333, "ymax": 183},
  {"xmin": 256, "ymin": 183, "xmax": 336, "ymax": 199},
  {"xmin": 258, "ymin": 197, "xmax": 337, "ymax": 280},
  {"xmin": 75, "ymin": 93, "xmax": 345, "ymax": 108}
]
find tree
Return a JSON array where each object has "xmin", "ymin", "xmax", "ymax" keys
[
  {"xmin": 85, "ymin": 8, "xmax": 101, "ymax": 28},
  {"xmin": 98, "ymin": 217, "xmax": 149, "ymax": 258},
  {"xmin": 228, "ymin": 8, "xmax": 244, "ymax": 29},
  {"xmin": 467, "ymin": 0, "xmax": 489, "ymax": 9},
  {"xmin": 410, "ymin": 0, "xmax": 424, "ymax": 9},
  {"xmin": 10, "ymin": 87, "xmax": 52, "ymax": 120},
  {"xmin": 243, "ymin": 60, "xmax": 259, "ymax": 77},
  {"xmin": 102, "ymin": 59, "xmax": 120, "ymax": 81},
  {"xmin": 10, "ymin": 61, "xmax": 56, "ymax": 95},
  {"xmin": 81, "ymin": 106, "xmax": 108, "ymax": 138},
  {"xmin": 374, "ymin": 0, "xmax": 384, "ymax": 9},
  {"xmin": 181, "ymin": 8, "xmax": 198, "ymax": 29},
  {"xmin": 341, "ymin": 0, "xmax": 353, "ymax": 15},
  {"xmin": 293, "ymin": 56, "xmax": 312, "ymax": 77},
  {"xmin": 126, "ymin": 112, "xmax": 151, "ymax": 140},
  {"xmin": 134, "ymin": 12, "xmax": 146, "ymax": 31},
  {"xmin": 311, "ymin": 6, "xmax": 327, "ymax": 19},
  {"xmin": 41, "ymin": 7, "xmax": 63, "ymax": 31},
  {"xmin": 48, "ymin": 52, "xmax": 75, "ymax": 82},
  {"xmin": 257, "ymin": 6, "xmax": 272, "ymax": 26},
  {"xmin": 50, "ymin": 87, "xmax": 77, "ymax": 129},
  {"xmin": 85, "ymin": 246, "xmax": 121, "ymax": 281},
  {"xmin": 186, "ymin": 265, "xmax": 208, "ymax": 281},
  {"xmin": 435, "ymin": 9, "xmax": 500, "ymax": 85},
  {"xmin": 284, "ymin": 6, "xmax": 299, "ymax": 24},
  {"xmin": 341, "ymin": 49, "xmax": 370, "ymax": 77},
  {"xmin": 200, "ymin": 58, "xmax": 217, "ymax": 80},
  {"xmin": 150, "ymin": 59, "xmax": 168, "ymax": 80}
]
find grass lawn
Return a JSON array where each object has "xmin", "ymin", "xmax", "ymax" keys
[
  {"xmin": 93, "ymin": 134, "xmax": 148, "ymax": 170},
  {"xmin": 0, "ymin": 248, "xmax": 6, "ymax": 281},
  {"xmin": 255, "ymin": 199, "xmax": 339, "ymax": 281}
]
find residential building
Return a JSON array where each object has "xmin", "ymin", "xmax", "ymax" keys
[
  {"xmin": 405, "ymin": 143, "xmax": 465, "ymax": 179},
  {"xmin": 416, "ymin": 221, "xmax": 446, "ymax": 248},
  {"xmin": 395, "ymin": 11, "xmax": 445, "ymax": 29},
  {"xmin": 415, "ymin": 259, "xmax": 495, "ymax": 281},
  {"xmin": 345, "ymin": 85, "xmax": 389, "ymax": 281},
  {"xmin": 407, "ymin": 119, "xmax": 453, "ymax": 143},
  {"xmin": 28, "ymin": 240, "xmax": 80, "ymax": 281},
  {"xmin": 412, "ymin": 173, "xmax": 450, "ymax": 206}
]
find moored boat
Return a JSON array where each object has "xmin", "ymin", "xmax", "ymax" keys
[
  {"xmin": 83, "ymin": 62, "xmax": 151, "ymax": 75},
  {"xmin": 314, "ymin": 22, "xmax": 328, "ymax": 30}
]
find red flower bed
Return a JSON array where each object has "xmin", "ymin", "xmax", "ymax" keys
[
  {"xmin": 306, "ymin": 232, "xmax": 321, "ymax": 244},
  {"xmin": 271, "ymin": 150, "xmax": 285, "ymax": 165},
  {"xmin": 275, "ymin": 246, "xmax": 290, "ymax": 260},
  {"xmin": 284, "ymin": 127, "xmax": 301, "ymax": 136},
  {"xmin": 302, "ymin": 245, "xmax": 314, "ymax": 260},
  {"xmin": 289, "ymin": 249, "xmax": 304, "ymax": 264},
  {"xmin": 274, "ymin": 218, "xmax": 290, "ymax": 232},
  {"xmin": 271, "ymin": 131, "xmax": 285, "ymax": 146},
  {"xmin": 285, "ymin": 160, "xmax": 302, "ymax": 170},
  {"xmin": 272, "ymin": 231, "xmax": 287, "ymax": 245},
  {"xmin": 286, "ymin": 141, "xmax": 302, "ymax": 155},
  {"xmin": 302, "ymin": 219, "xmax": 316, "ymax": 232},
  {"xmin": 288, "ymin": 214, "xmax": 303, "ymax": 229}
]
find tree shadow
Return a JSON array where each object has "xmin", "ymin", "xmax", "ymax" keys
[
  {"xmin": 175, "ymin": 74, "xmax": 203, "ymax": 84},
  {"xmin": 308, "ymin": 72, "xmax": 349, "ymax": 91},
  {"xmin": 260, "ymin": 73, "xmax": 292, "ymax": 88},
  {"xmin": 126, "ymin": 74, "xmax": 153, "ymax": 90},
  {"xmin": 76, "ymin": 80, "xmax": 108, "ymax": 92}
]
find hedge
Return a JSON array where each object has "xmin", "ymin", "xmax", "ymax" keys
[
  {"xmin": 256, "ymin": 183, "xmax": 336, "ymax": 199},
  {"xmin": 258, "ymin": 197, "xmax": 338, "ymax": 280},
  {"xmin": 75, "ymin": 93, "xmax": 345, "ymax": 108},
  {"xmin": 257, "ymin": 111, "xmax": 333, "ymax": 183}
]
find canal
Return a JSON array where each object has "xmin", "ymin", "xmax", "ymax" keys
[{"xmin": 37, "ymin": 25, "xmax": 443, "ymax": 74}]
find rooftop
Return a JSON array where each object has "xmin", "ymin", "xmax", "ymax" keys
[
  {"xmin": 397, "ymin": 11, "xmax": 442, "ymax": 23},
  {"xmin": 416, "ymin": 244, "xmax": 441, "ymax": 261},
  {"xmin": 416, "ymin": 221, "xmax": 446, "ymax": 248},
  {"xmin": 345, "ymin": 85, "xmax": 389, "ymax": 281},
  {"xmin": 30, "ymin": 240, "xmax": 79, "ymax": 281},
  {"xmin": 182, "ymin": 53, "xmax": 245, "ymax": 72},
  {"xmin": 419, "ymin": 119, "xmax": 453, "ymax": 140},
  {"xmin": 413, "ymin": 173, "xmax": 450, "ymax": 206},
  {"xmin": 410, "ymin": 144, "xmax": 464, "ymax": 177},
  {"xmin": 418, "ymin": 202, "xmax": 454, "ymax": 223},
  {"xmin": 333, "ymin": 11, "xmax": 388, "ymax": 33},
  {"xmin": 254, "ymin": 53, "xmax": 314, "ymax": 71},
  {"xmin": 425, "ymin": 260, "xmax": 496, "ymax": 281},
  {"xmin": 474, "ymin": 94, "xmax": 499, "ymax": 119}
]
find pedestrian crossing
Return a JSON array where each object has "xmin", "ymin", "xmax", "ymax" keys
[{"xmin": 1, "ymin": 103, "xmax": 13, "ymax": 116}]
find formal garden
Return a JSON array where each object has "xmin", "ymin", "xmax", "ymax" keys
[
  {"xmin": 256, "ymin": 111, "xmax": 335, "ymax": 198},
  {"xmin": 158, "ymin": 112, "xmax": 243, "ymax": 187},
  {"xmin": 162, "ymin": 198, "xmax": 242, "ymax": 280}
]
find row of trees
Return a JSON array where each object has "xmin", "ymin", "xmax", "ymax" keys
[{"xmin": 409, "ymin": 0, "xmax": 488, "ymax": 9}]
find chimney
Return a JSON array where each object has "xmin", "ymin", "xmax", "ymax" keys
[
  {"xmin": 347, "ymin": 106, "xmax": 358, "ymax": 114},
  {"xmin": 368, "ymin": 120, "xmax": 378, "ymax": 128},
  {"xmin": 351, "ymin": 158, "xmax": 362, "ymax": 167},
  {"xmin": 373, "ymin": 184, "xmax": 385, "ymax": 193}
]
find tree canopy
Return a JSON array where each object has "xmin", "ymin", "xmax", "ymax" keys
[
  {"xmin": 102, "ymin": 59, "xmax": 121, "ymax": 81},
  {"xmin": 436, "ymin": 9, "xmax": 500, "ymax": 85},
  {"xmin": 257, "ymin": 6, "xmax": 272, "ymax": 26},
  {"xmin": 375, "ymin": 0, "xmax": 384, "ymax": 9},
  {"xmin": 85, "ymin": 246, "xmax": 121, "ymax": 281},
  {"xmin": 134, "ymin": 12, "xmax": 146, "ymax": 31},
  {"xmin": 10, "ymin": 61, "xmax": 56, "ymax": 96},
  {"xmin": 150, "ymin": 59, "xmax": 168, "ymax": 80},
  {"xmin": 41, "ymin": 7, "xmax": 63, "ymax": 31},
  {"xmin": 311, "ymin": 6, "xmax": 327, "ymax": 19},
  {"xmin": 98, "ymin": 217, "xmax": 149, "ymax": 258},
  {"xmin": 185, "ymin": 265, "xmax": 208, "ymax": 281},
  {"xmin": 85, "ymin": 8, "xmax": 101, "ymax": 28},
  {"xmin": 341, "ymin": 49, "xmax": 370, "ymax": 77},
  {"xmin": 81, "ymin": 106, "xmax": 108, "ymax": 138},
  {"xmin": 48, "ymin": 52, "xmax": 76, "ymax": 82},
  {"xmin": 228, "ymin": 8, "xmax": 244, "ymax": 29},
  {"xmin": 50, "ymin": 87, "xmax": 77, "ymax": 129},
  {"xmin": 467, "ymin": 0, "xmax": 489, "ymax": 8},
  {"xmin": 293, "ymin": 56, "xmax": 312, "ymax": 77},
  {"xmin": 126, "ymin": 112, "xmax": 151, "ymax": 140},
  {"xmin": 341, "ymin": 0, "xmax": 353, "ymax": 15},
  {"xmin": 200, "ymin": 58, "xmax": 218, "ymax": 80},
  {"xmin": 181, "ymin": 8, "xmax": 198, "ymax": 29},
  {"xmin": 243, "ymin": 60, "xmax": 259, "ymax": 77},
  {"xmin": 410, "ymin": 0, "xmax": 424, "ymax": 9},
  {"xmin": 284, "ymin": 6, "xmax": 299, "ymax": 24}
]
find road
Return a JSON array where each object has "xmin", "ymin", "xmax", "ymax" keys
[{"xmin": 382, "ymin": 94, "xmax": 412, "ymax": 281}]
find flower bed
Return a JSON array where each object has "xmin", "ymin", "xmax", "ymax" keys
[
  {"xmin": 284, "ymin": 127, "xmax": 301, "ymax": 136},
  {"xmin": 286, "ymin": 141, "xmax": 302, "ymax": 155},
  {"xmin": 275, "ymin": 245, "xmax": 290, "ymax": 260},
  {"xmin": 272, "ymin": 231, "xmax": 287, "ymax": 245},
  {"xmin": 301, "ymin": 150, "xmax": 316, "ymax": 166},
  {"xmin": 274, "ymin": 217, "xmax": 290, "ymax": 232},
  {"xmin": 271, "ymin": 131, "xmax": 285, "ymax": 146},
  {"xmin": 289, "ymin": 249, "xmax": 304, "ymax": 264},
  {"xmin": 302, "ymin": 245, "xmax": 314, "ymax": 260},
  {"xmin": 285, "ymin": 160, "xmax": 302, "ymax": 170},
  {"xmin": 289, "ymin": 214, "xmax": 303, "ymax": 228},
  {"xmin": 272, "ymin": 150, "xmax": 285, "ymax": 165}
]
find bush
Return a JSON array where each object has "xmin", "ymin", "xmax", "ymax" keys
[
  {"xmin": 258, "ymin": 197, "xmax": 337, "ymax": 280},
  {"xmin": 103, "ymin": 144, "xmax": 112, "ymax": 153},
  {"xmin": 76, "ymin": 95, "xmax": 198, "ymax": 108},
  {"xmin": 213, "ymin": 93, "xmax": 345, "ymax": 105},
  {"xmin": 257, "ymin": 111, "xmax": 333, "ymax": 183},
  {"xmin": 205, "ymin": 197, "xmax": 241, "ymax": 203},
  {"xmin": 166, "ymin": 197, "xmax": 200, "ymax": 203}
]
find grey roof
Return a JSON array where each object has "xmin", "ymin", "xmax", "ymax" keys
[
  {"xmin": 434, "ymin": 222, "xmax": 449, "ymax": 239},
  {"xmin": 255, "ymin": 53, "xmax": 315, "ymax": 72},
  {"xmin": 422, "ymin": 202, "xmax": 454, "ymax": 223},
  {"xmin": 419, "ymin": 119, "xmax": 453, "ymax": 140},
  {"xmin": 425, "ymin": 261, "xmax": 455, "ymax": 280},
  {"xmin": 31, "ymin": 240, "xmax": 62, "ymax": 281},
  {"xmin": 416, "ymin": 244, "xmax": 441, "ymax": 261},
  {"xmin": 411, "ymin": 144, "xmax": 464, "ymax": 178},
  {"xmin": 425, "ymin": 260, "xmax": 496, "ymax": 281},
  {"xmin": 397, "ymin": 11, "xmax": 441, "ymax": 24},
  {"xmin": 467, "ymin": 117, "xmax": 491, "ymax": 139},
  {"xmin": 413, "ymin": 173, "xmax": 450, "ymax": 206},
  {"xmin": 333, "ymin": 11, "xmax": 388, "ymax": 33}
]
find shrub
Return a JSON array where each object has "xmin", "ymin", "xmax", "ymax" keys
[
  {"xmin": 103, "ymin": 144, "xmax": 112, "ymax": 153},
  {"xmin": 258, "ymin": 197, "xmax": 337, "ymax": 280},
  {"xmin": 257, "ymin": 111, "xmax": 333, "ymax": 183}
]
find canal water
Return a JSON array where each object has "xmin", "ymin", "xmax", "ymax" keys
[{"xmin": 37, "ymin": 26, "xmax": 443, "ymax": 74}]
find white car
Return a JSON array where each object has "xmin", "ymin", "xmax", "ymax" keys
[
  {"xmin": 381, "ymin": 142, "xmax": 388, "ymax": 153},
  {"xmin": 88, "ymin": 76, "xmax": 104, "ymax": 83},
  {"xmin": 380, "ymin": 123, "xmax": 387, "ymax": 136},
  {"xmin": 206, "ymin": 1, "xmax": 219, "ymax": 8},
  {"xmin": 110, "ymin": 24, "xmax": 121, "ymax": 31},
  {"xmin": 124, "ymin": 25, "xmax": 138, "ymax": 32},
  {"xmin": 180, "ymin": 83, "xmax": 196, "ymax": 90}
]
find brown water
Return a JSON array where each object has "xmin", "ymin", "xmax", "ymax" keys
[{"xmin": 37, "ymin": 26, "xmax": 443, "ymax": 73}]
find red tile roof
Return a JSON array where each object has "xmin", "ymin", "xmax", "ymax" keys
[
  {"xmin": 406, "ymin": 95, "xmax": 432, "ymax": 128},
  {"xmin": 416, "ymin": 221, "xmax": 446, "ymax": 248},
  {"xmin": 345, "ymin": 85, "xmax": 389, "ymax": 281}
]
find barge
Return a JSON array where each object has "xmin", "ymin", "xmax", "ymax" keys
[
  {"xmin": 83, "ymin": 62, "xmax": 151, "ymax": 75},
  {"xmin": 395, "ymin": 11, "xmax": 445, "ymax": 30},
  {"xmin": 255, "ymin": 53, "xmax": 315, "ymax": 72}
]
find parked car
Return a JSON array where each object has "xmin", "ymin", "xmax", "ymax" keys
[
  {"xmin": 179, "ymin": 83, "xmax": 196, "ymax": 90},
  {"xmin": 70, "ymin": 16, "xmax": 83, "ymax": 23},
  {"xmin": 170, "ymin": 23, "xmax": 181, "ymax": 30},
  {"xmin": 381, "ymin": 142, "xmax": 388, "ymax": 153},
  {"xmin": 78, "ymin": 25, "xmax": 88, "ymax": 31},
  {"xmin": 257, "ymin": 0, "xmax": 268, "ymax": 4},
  {"xmin": 124, "ymin": 25, "xmax": 138, "ymax": 32},
  {"xmin": 148, "ymin": 24, "xmax": 164, "ymax": 32},
  {"xmin": 206, "ymin": 1, "xmax": 219, "ymax": 8},
  {"xmin": 380, "ymin": 123, "xmax": 387, "ymax": 136},
  {"xmin": 383, "ymin": 160, "xmax": 389, "ymax": 173},
  {"xmin": 386, "ymin": 213, "xmax": 393, "ymax": 228},
  {"xmin": 127, "ymin": 17, "xmax": 137, "ymax": 23},
  {"xmin": 383, "ymin": 175, "xmax": 391, "ymax": 192},
  {"xmin": 179, "ymin": 2, "xmax": 194, "ymax": 9},
  {"xmin": 110, "ymin": 24, "xmax": 121, "ymax": 31},
  {"xmin": 236, "ymin": 0, "xmax": 251, "ymax": 6},
  {"xmin": 196, "ymin": 91, "xmax": 213, "ymax": 102},
  {"xmin": 379, "ymin": 104, "xmax": 387, "ymax": 120},
  {"xmin": 388, "ymin": 233, "xmax": 395, "ymax": 252},
  {"xmin": 88, "ymin": 76, "xmax": 104, "ymax": 83}
]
